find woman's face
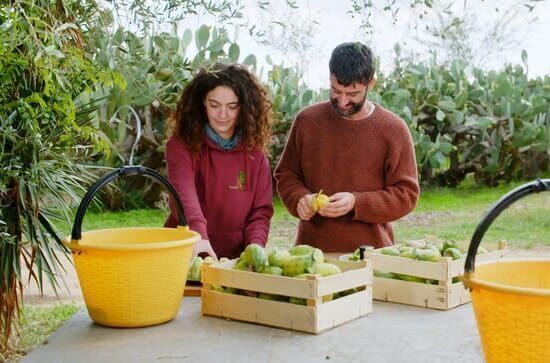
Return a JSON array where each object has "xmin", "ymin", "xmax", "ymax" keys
[{"xmin": 204, "ymin": 85, "xmax": 240, "ymax": 140}]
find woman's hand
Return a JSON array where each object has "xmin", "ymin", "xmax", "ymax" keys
[
  {"xmin": 297, "ymin": 194, "xmax": 316, "ymax": 220},
  {"xmin": 193, "ymin": 239, "xmax": 218, "ymax": 261},
  {"xmin": 318, "ymin": 192, "xmax": 356, "ymax": 218}
]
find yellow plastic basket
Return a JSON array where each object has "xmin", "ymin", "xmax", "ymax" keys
[
  {"xmin": 463, "ymin": 179, "xmax": 550, "ymax": 363},
  {"xmin": 64, "ymin": 166, "xmax": 199, "ymax": 328}
]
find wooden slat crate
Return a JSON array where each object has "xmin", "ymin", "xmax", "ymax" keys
[
  {"xmin": 367, "ymin": 241, "xmax": 507, "ymax": 310},
  {"xmin": 201, "ymin": 258, "xmax": 373, "ymax": 334}
]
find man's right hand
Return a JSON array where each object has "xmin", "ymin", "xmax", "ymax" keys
[
  {"xmin": 297, "ymin": 194, "xmax": 316, "ymax": 221},
  {"xmin": 193, "ymin": 239, "xmax": 218, "ymax": 261}
]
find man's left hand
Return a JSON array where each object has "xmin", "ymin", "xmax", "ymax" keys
[{"xmin": 318, "ymin": 192, "xmax": 356, "ymax": 218}]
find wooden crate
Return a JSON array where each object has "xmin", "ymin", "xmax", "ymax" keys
[
  {"xmin": 367, "ymin": 241, "xmax": 507, "ymax": 310},
  {"xmin": 201, "ymin": 258, "xmax": 373, "ymax": 334}
]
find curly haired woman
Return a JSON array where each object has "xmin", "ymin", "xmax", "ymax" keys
[{"xmin": 165, "ymin": 62, "xmax": 274, "ymax": 259}]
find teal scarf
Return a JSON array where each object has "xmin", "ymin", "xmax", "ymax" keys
[{"xmin": 205, "ymin": 123, "xmax": 241, "ymax": 151}]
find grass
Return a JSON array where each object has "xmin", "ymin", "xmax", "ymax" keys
[
  {"xmin": 3, "ymin": 303, "xmax": 80, "ymax": 361},
  {"xmin": 396, "ymin": 181, "xmax": 550, "ymax": 248}
]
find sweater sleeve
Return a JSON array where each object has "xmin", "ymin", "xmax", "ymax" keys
[
  {"xmin": 243, "ymin": 155, "xmax": 274, "ymax": 246},
  {"xmin": 352, "ymin": 121, "xmax": 420, "ymax": 224},
  {"xmin": 165, "ymin": 137, "xmax": 208, "ymax": 239},
  {"xmin": 273, "ymin": 116, "xmax": 312, "ymax": 218}
]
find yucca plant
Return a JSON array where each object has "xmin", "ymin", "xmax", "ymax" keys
[{"xmin": 0, "ymin": 0, "xmax": 113, "ymax": 355}]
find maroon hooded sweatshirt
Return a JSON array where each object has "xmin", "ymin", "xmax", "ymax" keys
[{"xmin": 164, "ymin": 136, "xmax": 273, "ymax": 259}]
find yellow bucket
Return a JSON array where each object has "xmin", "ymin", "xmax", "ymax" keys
[
  {"xmin": 64, "ymin": 166, "xmax": 199, "ymax": 328},
  {"xmin": 463, "ymin": 179, "xmax": 550, "ymax": 363}
]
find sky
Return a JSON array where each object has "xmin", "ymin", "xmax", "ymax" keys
[{"xmin": 177, "ymin": 0, "xmax": 550, "ymax": 90}]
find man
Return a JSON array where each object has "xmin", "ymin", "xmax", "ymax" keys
[{"xmin": 274, "ymin": 42, "xmax": 419, "ymax": 252}]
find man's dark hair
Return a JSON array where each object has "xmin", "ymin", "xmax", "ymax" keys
[{"xmin": 329, "ymin": 42, "xmax": 375, "ymax": 86}]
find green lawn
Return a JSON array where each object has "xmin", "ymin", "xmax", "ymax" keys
[
  {"xmin": 54, "ymin": 180, "xmax": 550, "ymax": 249},
  {"xmin": 5, "ymin": 303, "xmax": 80, "ymax": 361},
  {"xmin": 395, "ymin": 181, "xmax": 550, "ymax": 248}
]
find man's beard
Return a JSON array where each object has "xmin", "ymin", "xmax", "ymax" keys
[{"xmin": 330, "ymin": 94, "xmax": 367, "ymax": 118}]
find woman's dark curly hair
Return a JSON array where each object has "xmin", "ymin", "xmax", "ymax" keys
[{"xmin": 167, "ymin": 62, "xmax": 273, "ymax": 155}]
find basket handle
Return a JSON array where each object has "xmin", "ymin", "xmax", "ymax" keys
[
  {"xmin": 71, "ymin": 166, "xmax": 188, "ymax": 241},
  {"xmin": 465, "ymin": 178, "xmax": 550, "ymax": 273}
]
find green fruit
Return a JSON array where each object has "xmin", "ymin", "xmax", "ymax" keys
[
  {"xmin": 282, "ymin": 254, "xmax": 315, "ymax": 277},
  {"xmin": 379, "ymin": 246, "xmax": 400, "ymax": 256},
  {"xmin": 424, "ymin": 243, "xmax": 440, "ymax": 255},
  {"xmin": 373, "ymin": 270, "xmax": 398, "ymax": 279},
  {"xmin": 404, "ymin": 239, "xmax": 426, "ymax": 249},
  {"xmin": 268, "ymin": 249, "xmax": 291, "ymax": 267},
  {"xmin": 244, "ymin": 244, "xmax": 267, "ymax": 270},
  {"xmin": 312, "ymin": 248, "xmax": 324, "ymax": 263},
  {"xmin": 443, "ymin": 247, "xmax": 463, "ymax": 260},
  {"xmin": 314, "ymin": 263, "xmax": 342, "ymax": 276},
  {"xmin": 289, "ymin": 297, "xmax": 306, "ymax": 305},
  {"xmin": 348, "ymin": 248, "xmax": 361, "ymax": 261},
  {"xmin": 211, "ymin": 284, "xmax": 225, "ymax": 292},
  {"xmin": 442, "ymin": 240, "xmax": 459, "ymax": 253},
  {"xmin": 399, "ymin": 247, "xmax": 417, "ymax": 259},
  {"xmin": 397, "ymin": 274, "xmax": 426, "ymax": 283},
  {"xmin": 416, "ymin": 249, "xmax": 441, "ymax": 262},
  {"xmin": 187, "ymin": 256, "xmax": 203, "ymax": 281},
  {"xmin": 258, "ymin": 293, "xmax": 278, "ymax": 300},
  {"xmin": 258, "ymin": 265, "xmax": 283, "ymax": 276},
  {"xmin": 334, "ymin": 288, "xmax": 358, "ymax": 298},
  {"xmin": 289, "ymin": 244, "xmax": 314, "ymax": 256},
  {"xmin": 225, "ymin": 287, "xmax": 239, "ymax": 294},
  {"xmin": 234, "ymin": 260, "xmax": 249, "ymax": 270}
]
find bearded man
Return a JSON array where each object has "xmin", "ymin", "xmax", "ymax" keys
[{"xmin": 274, "ymin": 42, "xmax": 420, "ymax": 251}]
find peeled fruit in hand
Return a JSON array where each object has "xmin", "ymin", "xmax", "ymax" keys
[{"xmin": 311, "ymin": 190, "xmax": 330, "ymax": 213}]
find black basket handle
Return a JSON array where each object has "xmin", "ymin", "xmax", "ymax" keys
[
  {"xmin": 465, "ymin": 178, "xmax": 550, "ymax": 273},
  {"xmin": 71, "ymin": 166, "xmax": 188, "ymax": 241}
]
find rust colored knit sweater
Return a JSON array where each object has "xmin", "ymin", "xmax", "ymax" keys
[{"xmin": 274, "ymin": 101, "xmax": 420, "ymax": 252}]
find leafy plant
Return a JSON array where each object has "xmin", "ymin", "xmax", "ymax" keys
[
  {"xmin": 370, "ymin": 54, "xmax": 549, "ymax": 186},
  {"xmin": 266, "ymin": 62, "xmax": 325, "ymax": 168},
  {"xmin": 0, "ymin": 0, "xmax": 113, "ymax": 353}
]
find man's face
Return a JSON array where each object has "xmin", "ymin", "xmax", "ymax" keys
[{"xmin": 329, "ymin": 75, "xmax": 368, "ymax": 118}]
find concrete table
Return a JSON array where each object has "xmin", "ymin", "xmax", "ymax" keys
[{"xmin": 25, "ymin": 297, "xmax": 484, "ymax": 363}]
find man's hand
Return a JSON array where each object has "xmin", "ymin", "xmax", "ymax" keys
[
  {"xmin": 193, "ymin": 239, "xmax": 218, "ymax": 261},
  {"xmin": 318, "ymin": 192, "xmax": 356, "ymax": 218},
  {"xmin": 296, "ymin": 193, "xmax": 316, "ymax": 220}
]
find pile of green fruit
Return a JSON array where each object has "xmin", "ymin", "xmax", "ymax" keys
[
  {"xmin": 348, "ymin": 239, "xmax": 488, "ymax": 284},
  {"xmin": 208, "ymin": 244, "xmax": 358, "ymax": 304}
]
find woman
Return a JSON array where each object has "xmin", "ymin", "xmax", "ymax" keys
[{"xmin": 165, "ymin": 63, "xmax": 274, "ymax": 260}]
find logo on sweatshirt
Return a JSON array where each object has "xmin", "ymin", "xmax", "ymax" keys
[{"xmin": 229, "ymin": 170, "xmax": 247, "ymax": 191}]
